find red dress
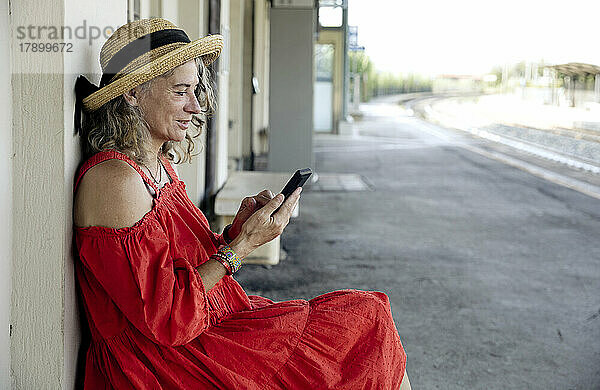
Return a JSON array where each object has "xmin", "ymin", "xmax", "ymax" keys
[{"xmin": 74, "ymin": 150, "xmax": 406, "ymax": 389}]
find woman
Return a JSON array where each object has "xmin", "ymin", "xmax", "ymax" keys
[{"xmin": 74, "ymin": 18, "xmax": 409, "ymax": 389}]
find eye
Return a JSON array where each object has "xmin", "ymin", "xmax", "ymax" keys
[{"xmin": 175, "ymin": 91, "xmax": 186, "ymax": 96}]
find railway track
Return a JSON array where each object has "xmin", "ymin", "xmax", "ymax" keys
[{"xmin": 399, "ymin": 94, "xmax": 600, "ymax": 174}]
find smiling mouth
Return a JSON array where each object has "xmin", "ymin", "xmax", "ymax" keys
[{"xmin": 176, "ymin": 120, "xmax": 191, "ymax": 129}]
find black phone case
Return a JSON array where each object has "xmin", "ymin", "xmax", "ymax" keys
[
  {"xmin": 280, "ymin": 168, "xmax": 312, "ymax": 198},
  {"xmin": 272, "ymin": 168, "xmax": 312, "ymax": 214}
]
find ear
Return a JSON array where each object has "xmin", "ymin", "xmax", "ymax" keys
[{"xmin": 122, "ymin": 87, "xmax": 141, "ymax": 107}]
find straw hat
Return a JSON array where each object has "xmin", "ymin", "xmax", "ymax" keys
[{"xmin": 75, "ymin": 18, "xmax": 223, "ymax": 115}]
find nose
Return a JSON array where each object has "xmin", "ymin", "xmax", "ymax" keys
[{"xmin": 184, "ymin": 91, "xmax": 202, "ymax": 114}]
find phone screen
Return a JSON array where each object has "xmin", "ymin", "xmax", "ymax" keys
[
  {"xmin": 280, "ymin": 168, "xmax": 312, "ymax": 199},
  {"xmin": 273, "ymin": 168, "xmax": 312, "ymax": 214}
]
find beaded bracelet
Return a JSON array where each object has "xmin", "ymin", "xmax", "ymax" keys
[
  {"xmin": 218, "ymin": 245, "xmax": 243, "ymax": 274},
  {"xmin": 211, "ymin": 245, "xmax": 242, "ymax": 275}
]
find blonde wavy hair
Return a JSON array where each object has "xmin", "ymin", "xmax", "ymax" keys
[{"xmin": 80, "ymin": 57, "xmax": 216, "ymax": 164}]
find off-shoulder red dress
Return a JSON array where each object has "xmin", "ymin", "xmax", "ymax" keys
[{"xmin": 74, "ymin": 150, "xmax": 406, "ymax": 389}]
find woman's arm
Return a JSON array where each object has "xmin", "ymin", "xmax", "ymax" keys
[
  {"xmin": 75, "ymin": 160, "xmax": 225, "ymax": 293},
  {"xmin": 76, "ymin": 161, "xmax": 213, "ymax": 345},
  {"xmin": 196, "ymin": 258, "xmax": 228, "ymax": 292},
  {"xmin": 77, "ymin": 159, "xmax": 301, "ymax": 294}
]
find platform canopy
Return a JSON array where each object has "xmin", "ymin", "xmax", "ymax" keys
[{"xmin": 547, "ymin": 62, "xmax": 600, "ymax": 76}]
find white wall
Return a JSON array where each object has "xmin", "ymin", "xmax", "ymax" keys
[
  {"xmin": 0, "ymin": 0, "xmax": 12, "ymax": 387},
  {"xmin": 161, "ymin": 0, "xmax": 179, "ymax": 25},
  {"xmin": 140, "ymin": 0, "xmax": 152, "ymax": 18},
  {"xmin": 178, "ymin": 0, "xmax": 207, "ymax": 41},
  {"xmin": 7, "ymin": 1, "xmax": 214, "ymax": 386},
  {"xmin": 215, "ymin": 0, "xmax": 231, "ymax": 190},
  {"xmin": 10, "ymin": 1, "xmax": 66, "ymax": 387},
  {"xmin": 176, "ymin": 0, "xmax": 209, "ymax": 205},
  {"xmin": 9, "ymin": 1, "xmax": 125, "ymax": 387},
  {"xmin": 63, "ymin": 3, "xmax": 127, "ymax": 388}
]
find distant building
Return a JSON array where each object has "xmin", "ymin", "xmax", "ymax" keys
[
  {"xmin": 432, "ymin": 74, "xmax": 484, "ymax": 93},
  {"xmin": 545, "ymin": 62, "xmax": 600, "ymax": 107}
]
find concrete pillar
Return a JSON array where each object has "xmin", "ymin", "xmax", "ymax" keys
[
  {"xmin": 551, "ymin": 70, "xmax": 557, "ymax": 105},
  {"xmin": 595, "ymin": 74, "xmax": 600, "ymax": 103},
  {"xmin": 317, "ymin": 29, "xmax": 344, "ymax": 134},
  {"xmin": 253, "ymin": 0, "xmax": 271, "ymax": 156},
  {"xmin": 177, "ymin": 0, "xmax": 209, "ymax": 204},
  {"xmin": 241, "ymin": 0, "xmax": 254, "ymax": 168},
  {"xmin": 0, "ymin": 0, "xmax": 12, "ymax": 387},
  {"xmin": 353, "ymin": 74, "xmax": 360, "ymax": 111},
  {"xmin": 228, "ymin": 0, "xmax": 245, "ymax": 170},
  {"xmin": 565, "ymin": 76, "xmax": 575, "ymax": 107},
  {"xmin": 268, "ymin": 7, "xmax": 314, "ymax": 172},
  {"xmin": 341, "ymin": 5, "xmax": 349, "ymax": 120}
]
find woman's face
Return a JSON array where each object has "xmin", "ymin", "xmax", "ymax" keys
[{"xmin": 136, "ymin": 60, "xmax": 202, "ymax": 146}]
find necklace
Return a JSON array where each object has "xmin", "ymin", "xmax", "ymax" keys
[{"xmin": 140, "ymin": 155, "xmax": 162, "ymax": 185}]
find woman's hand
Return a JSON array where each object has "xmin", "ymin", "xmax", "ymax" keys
[
  {"xmin": 227, "ymin": 190, "xmax": 276, "ymax": 241},
  {"xmin": 228, "ymin": 187, "xmax": 302, "ymax": 259}
]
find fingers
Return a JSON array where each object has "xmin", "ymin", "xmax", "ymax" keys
[
  {"xmin": 237, "ymin": 188, "xmax": 302, "ymax": 248},
  {"xmin": 271, "ymin": 187, "xmax": 302, "ymax": 223},
  {"xmin": 243, "ymin": 197, "xmax": 256, "ymax": 209},
  {"xmin": 237, "ymin": 197, "xmax": 256, "ymax": 215},
  {"xmin": 254, "ymin": 190, "xmax": 274, "ymax": 208},
  {"xmin": 251, "ymin": 187, "xmax": 302, "ymax": 220},
  {"xmin": 233, "ymin": 197, "xmax": 256, "ymax": 229},
  {"xmin": 255, "ymin": 195, "xmax": 271, "ymax": 207},
  {"xmin": 260, "ymin": 193, "xmax": 285, "ymax": 216},
  {"xmin": 279, "ymin": 187, "xmax": 302, "ymax": 216},
  {"xmin": 258, "ymin": 189, "xmax": 274, "ymax": 198}
]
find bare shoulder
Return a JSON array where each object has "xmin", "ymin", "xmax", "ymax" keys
[{"xmin": 74, "ymin": 159, "xmax": 153, "ymax": 229}]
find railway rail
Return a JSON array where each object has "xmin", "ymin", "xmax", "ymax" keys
[{"xmin": 400, "ymin": 94, "xmax": 600, "ymax": 175}]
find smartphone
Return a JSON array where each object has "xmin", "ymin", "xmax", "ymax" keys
[{"xmin": 273, "ymin": 168, "xmax": 312, "ymax": 213}]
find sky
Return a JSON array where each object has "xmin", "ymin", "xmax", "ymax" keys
[{"xmin": 347, "ymin": 0, "xmax": 600, "ymax": 77}]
